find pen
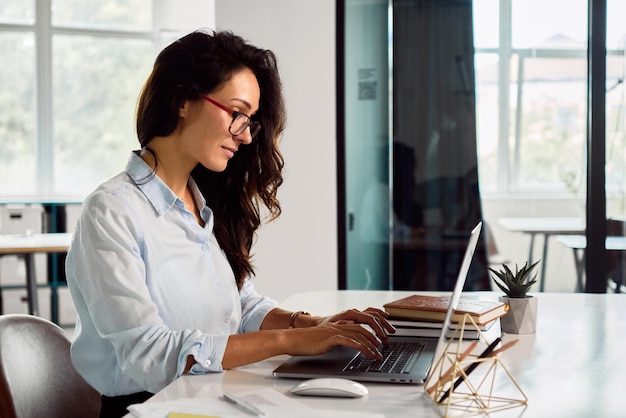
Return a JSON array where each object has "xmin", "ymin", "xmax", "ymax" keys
[
  {"xmin": 438, "ymin": 337, "xmax": 502, "ymax": 403},
  {"xmin": 223, "ymin": 391, "xmax": 266, "ymax": 417}
]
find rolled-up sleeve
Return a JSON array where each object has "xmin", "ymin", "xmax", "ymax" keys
[
  {"xmin": 183, "ymin": 332, "xmax": 229, "ymax": 375},
  {"xmin": 238, "ymin": 279, "xmax": 279, "ymax": 333},
  {"xmin": 186, "ymin": 279, "xmax": 278, "ymax": 374}
]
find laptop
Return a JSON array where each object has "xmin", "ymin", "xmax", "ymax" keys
[{"xmin": 273, "ymin": 222, "xmax": 483, "ymax": 384}]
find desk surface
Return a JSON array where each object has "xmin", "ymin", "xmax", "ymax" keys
[
  {"xmin": 0, "ymin": 232, "xmax": 72, "ymax": 254},
  {"xmin": 141, "ymin": 290, "xmax": 625, "ymax": 418},
  {"xmin": 498, "ymin": 217, "xmax": 585, "ymax": 233},
  {"xmin": 556, "ymin": 234, "xmax": 626, "ymax": 250}
]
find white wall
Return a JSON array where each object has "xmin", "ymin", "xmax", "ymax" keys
[
  {"xmin": 155, "ymin": 0, "xmax": 215, "ymax": 32},
  {"xmin": 154, "ymin": 0, "xmax": 216, "ymax": 50},
  {"xmin": 216, "ymin": 1, "xmax": 338, "ymax": 303}
]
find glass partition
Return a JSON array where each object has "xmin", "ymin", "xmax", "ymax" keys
[
  {"xmin": 343, "ymin": 0, "xmax": 391, "ymax": 290},
  {"xmin": 341, "ymin": 0, "xmax": 489, "ymax": 291},
  {"xmin": 341, "ymin": 0, "xmax": 624, "ymax": 293}
]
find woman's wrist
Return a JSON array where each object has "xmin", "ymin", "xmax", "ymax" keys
[
  {"xmin": 288, "ymin": 311, "xmax": 324, "ymax": 328},
  {"xmin": 289, "ymin": 311, "xmax": 310, "ymax": 328}
]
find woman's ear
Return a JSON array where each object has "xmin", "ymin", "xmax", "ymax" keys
[{"xmin": 179, "ymin": 100, "xmax": 189, "ymax": 118}]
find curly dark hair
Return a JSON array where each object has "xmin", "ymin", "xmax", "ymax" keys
[{"xmin": 135, "ymin": 30, "xmax": 286, "ymax": 289}]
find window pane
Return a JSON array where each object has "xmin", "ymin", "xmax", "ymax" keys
[
  {"xmin": 0, "ymin": 0, "xmax": 34, "ymax": 24},
  {"xmin": 606, "ymin": 0, "xmax": 626, "ymax": 212},
  {"xmin": 511, "ymin": 0, "xmax": 586, "ymax": 49},
  {"xmin": 514, "ymin": 55, "xmax": 586, "ymax": 192},
  {"xmin": 475, "ymin": 53, "xmax": 499, "ymax": 193},
  {"xmin": 0, "ymin": 31, "xmax": 36, "ymax": 196},
  {"xmin": 51, "ymin": 0, "xmax": 152, "ymax": 31},
  {"xmin": 52, "ymin": 35, "xmax": 153, "ymax": 196},
  {"xmin": 607, "ymin": 0, "xmax": 626, "ymax": 50},
  {"xmin": 473, "ymin": 0, "xmax": 498, "ymax": 48},
  {"xmin": 606, "ymin": 59, "xmax": 625, "ymax": 201}
]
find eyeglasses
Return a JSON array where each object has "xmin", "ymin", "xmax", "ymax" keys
[{"xmin": 203, "ymin": 96, "xmax": 261, "ymax": 138}]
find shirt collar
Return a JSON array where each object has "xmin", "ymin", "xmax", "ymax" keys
[
  {"xmin": 124, "ymin": 151, "xmax": 184, "ymax": 215},
  {"xmin": 125, "ymin": 152, "xmax": 213, "ymax": 229}
]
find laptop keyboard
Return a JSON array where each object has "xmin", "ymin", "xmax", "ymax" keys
[{"xmin": 343, "ymin": 341, "xmax": 425, "ymax": 374}]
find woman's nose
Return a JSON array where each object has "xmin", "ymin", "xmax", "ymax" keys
[{"xmin": 234, "ymin": 127, "xmax": 253, "ymax": 144}]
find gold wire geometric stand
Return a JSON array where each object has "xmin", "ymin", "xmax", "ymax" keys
[{"xmin": 424, "ymin": 314, "xmax": 528, "ymax": 417}]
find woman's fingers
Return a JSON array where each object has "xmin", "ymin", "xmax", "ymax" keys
[
  {"xmin": 286, "ymin": 324, "xmax": 383, "ymax": 359},
  {"xmin": 324, "ymin": 308, "xmax": 396, "ymax": 342},
  {"xmin": 331, "ymin": 334, "xmax": 382, "ymax": 360},
  {"xmin": 362, "ymin": 307, "xmax": 397, "ymax": 335}
]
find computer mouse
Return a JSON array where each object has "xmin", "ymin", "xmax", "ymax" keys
[{"xmin": 288, "ymin": 377, "xmax": 368, "ymax": 398}]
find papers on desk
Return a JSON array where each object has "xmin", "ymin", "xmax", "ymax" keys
[{"xmin": 127, "ymin": 387, "xmax": 383, "ymax": 418}]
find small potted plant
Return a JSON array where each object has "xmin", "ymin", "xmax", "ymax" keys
[{"xmin": 489, "ymin": 261, "xmax": 540, "ymax": 334}]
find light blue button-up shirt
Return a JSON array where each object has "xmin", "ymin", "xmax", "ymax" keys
[{"xmin": 65, "ymin": 152, "xmax": 278, "ymax": 396}]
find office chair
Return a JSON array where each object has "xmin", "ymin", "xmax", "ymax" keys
[{"xmin": 0, "ymin": 314, "xmax": 100, "ymax": 418}]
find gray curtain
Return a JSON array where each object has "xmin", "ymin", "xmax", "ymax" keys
[{"xmin": 392, "ymin": 0, "xmax": 490, "ymax": 290}]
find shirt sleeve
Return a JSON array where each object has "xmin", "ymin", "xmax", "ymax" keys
[
  {"xmin": 238, "ymin": 278, "xmax": 279, "ymax": 333},
  {"xmin": 186, "ymin": 280, "xmax": 277, "ymax": 375}
]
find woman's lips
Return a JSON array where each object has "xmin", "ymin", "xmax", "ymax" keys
[{"xmin": 222, "ymin": 146, "xmax": 236, "ymax": 158}]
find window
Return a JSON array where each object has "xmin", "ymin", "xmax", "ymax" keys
[
  {"xmin": 474, "ymin": 0, "xmax": 626, "ymax": 198},
  {"xmin": 0, "ymin": 0, "xmax": 212, "ymax": 201}
]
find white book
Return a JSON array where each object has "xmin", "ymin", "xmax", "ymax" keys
[{"xmin": 391, "ymin": 318, "xmax": 501, "ymax": 341}]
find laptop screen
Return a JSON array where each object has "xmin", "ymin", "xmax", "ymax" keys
[{"xmin": 430, "ymin": 222, "xmax": 483, "ymax": 372}]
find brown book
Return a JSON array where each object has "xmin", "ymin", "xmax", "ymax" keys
[{"xmin": 383, "ymin": 294, "xmax": 508, "ymax": 325}]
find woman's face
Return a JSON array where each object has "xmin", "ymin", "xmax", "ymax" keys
[{"xmin": 179, "ymin": 67, "xmax": 260, "ymax": 172}]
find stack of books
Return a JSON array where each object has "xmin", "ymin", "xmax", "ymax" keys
[{"xmin": 383, "ymin": 295, "xmax": 508, "ymax": 340}]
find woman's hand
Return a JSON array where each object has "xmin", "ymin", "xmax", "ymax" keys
[
  {"xmin": 317, "ymin": 307, "xmax": 396, "ymax": 346},
  {"xmin": 223, "ymin": 308, "xmax": 396, "ymax": 369},
  {"xmin": 282, "ymin": 322, "xmax": 386, "ymax": 360}
]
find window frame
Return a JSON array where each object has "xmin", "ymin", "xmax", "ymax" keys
[
  {"xmin": 474, "ymin": 0, "xmax": 625, "ymax": 197},
  {"xmin": 42, "ymin": 0, "xmax": 153, "ymax": 199},
  {"xmin": 0, "ymin": 0, "xmax": 192, "ymax": 202}
]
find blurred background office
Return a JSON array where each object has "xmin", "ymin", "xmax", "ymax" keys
[{"xmin": 0, "ymin": 0, "xmax": 624, "ymax": 326}]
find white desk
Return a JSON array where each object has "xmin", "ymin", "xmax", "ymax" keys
[
  {"xmin": 556, "ymin": 235, "xmax": 626, "ymax": 292},
  {"xmin": 136, "ymin": 290, "xmax": 626, "ymax": 418},
  {"xmin": 498, "ymin": 217, "xmax": 585, "ymax": 291},
  {"xmin": 0, "ymin": 233, "xmax": 72, "ymax": 317}
]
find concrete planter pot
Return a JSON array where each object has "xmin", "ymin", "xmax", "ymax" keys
[{"xmin": 498, "ymin": 295, "xmax": 537, "ymax": 334}]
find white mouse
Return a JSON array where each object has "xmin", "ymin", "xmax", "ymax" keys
[{"xmin": 289, "ymin": 377, "xmax": 368, "ymax": 398}]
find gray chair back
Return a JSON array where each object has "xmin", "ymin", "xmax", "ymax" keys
[{"xmin": 0, "ymin": 314, "xmax": 100, "ymax": 418}]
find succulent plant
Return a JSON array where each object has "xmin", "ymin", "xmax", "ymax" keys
[{"xmin": 489, "ymin": 260, "xmax": 540, "ymax": 298}]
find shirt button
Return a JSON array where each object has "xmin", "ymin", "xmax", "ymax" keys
[
  {"xmin": 201, "ymin": 244, "xmax": 208, "ymax": 251},
  {"xmin": 204, "ymin": 360, "xmax": 211, "ymax": 368}
]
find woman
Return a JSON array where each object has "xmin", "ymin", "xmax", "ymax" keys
[{"xmin": 65, "ymin": 30, "xmax": 394, "ymax": 417}]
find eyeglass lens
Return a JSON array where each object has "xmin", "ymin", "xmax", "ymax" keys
[{"xmin": 231, "ymin": 114, "xmax": 261, "ymax": 138}]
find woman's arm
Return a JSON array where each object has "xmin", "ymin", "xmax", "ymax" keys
[
  {"xmin": 220, "ymin": 323, "xmax": 381, "ymax": 369},
  {"xmin": 260, "ymin": 306, "xmax": 395, "ymax": 337},
  {"xmin": 214, "ymin": 306, "xmax": 396, "ymax": 370}
]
